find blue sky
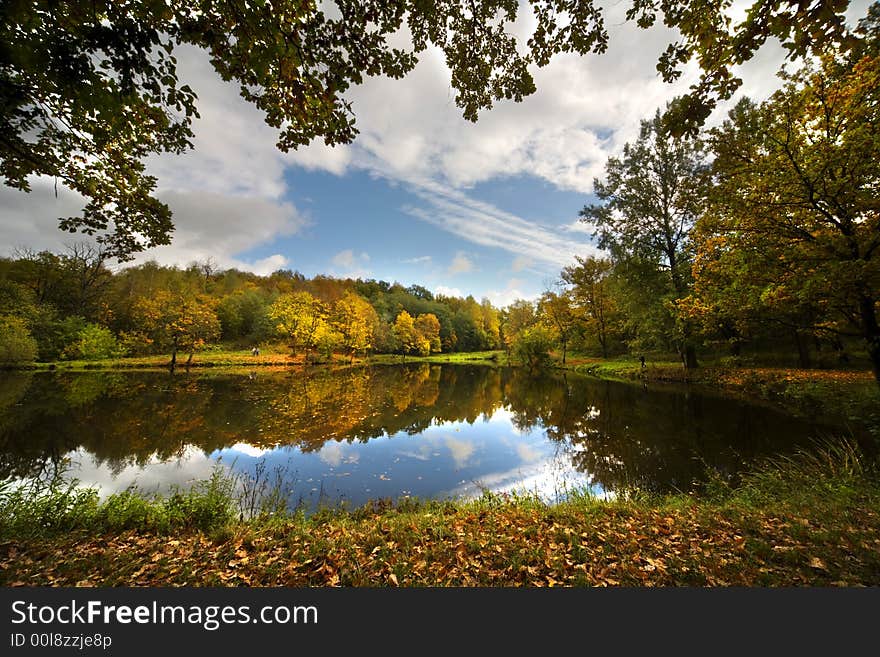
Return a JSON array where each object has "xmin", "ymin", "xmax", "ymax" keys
[
  {"xmin": 235, "ymin": 168, "xmax": 595, "ymax": 304},
  {"xmin": 1, "ymin": 2, "xmax": 872, "ymax": 307}
]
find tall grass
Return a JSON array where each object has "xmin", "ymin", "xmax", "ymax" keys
[{"xmin": 1, "ymin": 438, "xmax": 877, "ymax": 541}]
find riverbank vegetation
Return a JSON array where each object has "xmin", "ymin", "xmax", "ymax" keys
[{"xmin": 1, "ymin": 441, "xmax": 877, "ymax": 586}]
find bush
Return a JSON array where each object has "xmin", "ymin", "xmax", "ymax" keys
[
  {"xmin": 513, "ymin": 326, "xmax": 553, "ymax": 372},
  {"xmin": 65, "ymin": 323, "xmax": 125, "ymax": 360},
  {"xmin": 0, "ymin": 315, "xmax": 38, "ymax": 364}
]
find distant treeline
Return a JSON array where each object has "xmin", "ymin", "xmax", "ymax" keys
[{"xmin": 0, "ymin": 247, "xmax": 510, "ymax": 364}]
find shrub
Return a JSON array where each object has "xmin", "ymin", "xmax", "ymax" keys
[
  {"xmin": 65, "ymin": 323, "xmax": 125, "ymax": 360},
  {"xmin": 513, "ymin": 326, "xmax": 553, "ymax": 372},
  {"xmin": 0, "ymin": 315, "xmax": 38, "ymax": 364}
]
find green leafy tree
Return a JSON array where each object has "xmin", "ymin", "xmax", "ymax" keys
[
  {"xmin": 581, "ymin": 104, "xmax": 707, "ymax": 368},
  {"xmin": 512, "ymin": 325, "xmax": 553, "ymax": 373},
  {"xmin": 66, "ymin": 323, "xmax": 123, "ymax": 360},
  {"xmin": 500, "ymin": 299, "xmax": 537, "ymax": 359},
  {"xmin": 216, "ymin": 288, "xmax": 271, "ymax": 342},
  {"xmin": 699, "ymin": 45, "xmax": 880, "ymax": 382}
]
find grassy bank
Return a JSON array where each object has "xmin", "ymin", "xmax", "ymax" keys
[
  {"xmin": 2, "ymin": 443, "xmax": 878, "ymax": 586},
  {"xmin": 16, "ymin": 348, "xmax": 507, "ymax": 371},
  {"xmin": 566, "ymin": 355, "xmax": 879, "ymax": 429}
]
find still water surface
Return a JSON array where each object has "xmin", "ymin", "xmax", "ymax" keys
[{"xmin": 0, "ymin": 364, "xmax": 859, "ymax": 510}]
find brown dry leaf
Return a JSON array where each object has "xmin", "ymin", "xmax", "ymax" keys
[
  {"xmin": 388, "ymin": 573, "xmax": 399, "ymax": 586},
  {"xmin": 809, "ymin": 557, "xmax": 827, "ymax": 570}
]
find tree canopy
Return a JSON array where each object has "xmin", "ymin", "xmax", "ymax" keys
[{"xmin": 1, "ymin": 0, "xmax": 865, "ymax": 257}]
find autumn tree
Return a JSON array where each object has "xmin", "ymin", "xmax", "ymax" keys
[
  {"xmin": 131, "ymin": 291, "xmax": 220, "ymax": 369},
  {"xmin": 500, "ymin": 299, "xmax": 538, "ymax": 359},
  {"xmin": 392, "ymin": 310, "xmax": 421, "ymax": 359},
  {"xmin": 562, "ymin": 256, "xmax": 621, "ymax": 358},
  {"xmin": 538, "ymin": 290, "xmax": 579, "ymax": 364},
  {"xmin": 333, "ymin": 291, "xmax": 379, "ymax": 362},
  {"xmin": 414, "ymin": 313, "xmax": 442, "ymax": 354},
  {"xmin": 581, "ymin": 104, "xmax": 708, "ymax": 368},
  {"xmin": 700, "ymin": 42, "xmax": 880, "ymax": 382},
  {"xmin": 268, "ymin": 291, "xmax": 328, "ymax": 357}
]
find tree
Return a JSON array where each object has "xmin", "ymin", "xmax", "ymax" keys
[
  {"xmin": 2, "ymin": 1, "xmax": 862, "ymax": 256},
  {"xmin": 65, "ymin": 323, "xmax": 123, "ymax": 360},
  {"xmin": 268, "ymin": 291, "xmax": 328, "ymax": 357},
  {"xmin": 562, "ymin": 256, "xmax": 620, "ymax": 358},
  {"xmin": 131, "ymin": 291, "xmax": 220, "ymax": 369},
  {"xmin": 500, "ymin": 299, "xmax": 537, "ymax": 359},
  {"xmin": 700, "ymin": 45, "xmax": 880, "ymax": 382},
  {"xmin": 581, "ymin": 104, "xmax": 707, "ymax": 368},
  {"xmin": 333, "ymin": 291, "xmax": 378, "ymax": 362},
  {"xmin": 414, "ymin": 313, "xmax": 442, "ymax": 354},
  {"xmin": 537, "ymin": 290, "xmax": 579, "ymax": 364},
  {"xmin": 512, "ymin": 325, "xmax": 553, "ymax": 373},
  {"xmin": 392, "ymin": 310, "xmax": 422, "ymax": 359}
]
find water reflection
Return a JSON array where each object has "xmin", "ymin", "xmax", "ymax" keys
[{"xmin": 0, "ymin": 365, "xmax": 859, "ymax": 509}]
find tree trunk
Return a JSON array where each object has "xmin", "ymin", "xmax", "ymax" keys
[
  {"xmin": 169, "ymin": 348, "xmax": 177, "ymax": 372},
  {"xmin": 793, "ymin": 330, "xmax": 811, "ymax": 369},
  {"xmin": 683, "ymin": 344, "xmax": 698, "ymax": 370},
  {"xmin": 186, "ymin": 352, "xmax": 194, "ymax": 368},
  {"xmin": 561, "ymin": 339, "xmax": 567, "ymax": 364},
  {"xmin": 859, "ymin": 295, "xmax": 880, "ymax": 386}
]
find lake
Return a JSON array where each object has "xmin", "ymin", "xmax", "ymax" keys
[{"xmin": 0, "ymin": 364, "xmax": 863, "ymax": 511}]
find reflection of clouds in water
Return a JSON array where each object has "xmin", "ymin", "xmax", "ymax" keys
[
  {"xmin": 65, "ymin": 446, "xmax": 221, "ymax": 498},
  {"xmin": 397, "ymin": 443, "xmax": 433, "ymax": 461},
  {"xmin": 444, "ymin": 436, "xmax": 475, "ymax": 469},
  {"xmin": 515, "ymin": 443, "xmax": 541, "ymax": 463},
  {"xmin": 445, "ymin": 453, "xmax": 601, "ymax": 503},
  {"xmin": 318, "ymin": 442, "xmax": 343, "ymax": 467},
  {"xmin": 229, "ymin": 442, "xmax": 271, "ymax": 458}
]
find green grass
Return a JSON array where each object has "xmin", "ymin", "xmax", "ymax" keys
[
  {"xmin": 366, "ymin": 350, "xmax": 506, "ymax": 366},
  {"xmin": 2, "ymin": 440, "xmax": 879, "ymax": 586},
  {"xmin": 12, "ymin": 348, "xmax": 509, "ymax": 371}
]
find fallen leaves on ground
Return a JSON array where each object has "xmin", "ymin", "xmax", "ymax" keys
[{"xmin": 2, "ymin": 494, "xmax": 878, "ymax": 587}]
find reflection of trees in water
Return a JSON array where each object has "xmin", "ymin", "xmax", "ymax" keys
[{"xmin": 0, "ymin": 367, "xmax": 839, "ymax": 490}]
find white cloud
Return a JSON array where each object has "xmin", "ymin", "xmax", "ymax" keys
[
  {"xmin": 330, "ymin": 249, "xmax": 371, "ymax": 278},
  {"xmin": 332, "ymin": 249, "xmax": 357, "ymax": 268},
  {"xmin": 447, "ymin": 252, "xmax": 475, "ymax": 275},
  {"xmin": 435, "ymin": 285, "xmax": 463, "ymax": 298},
  {"xmin": 249, "ymin": 254, "xmax": 291, "ymax": 276},
  {"xmin": 0, "ymin": 177, "xmax": 91, "ymax": 256},
  {"xmin": 129, "ymin": 190, "xmax": 306, "ymax": 272},
  {"xmin": 485, "ymin": 278, "xmax": 537, "ymax": 309},
  {"xmin": 402, "ymin": 255, "xmax": 432, "ymax": 264},
  {"xmin": 404, "ymin": 179, "xmax": 603, "ymax": 270}
]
